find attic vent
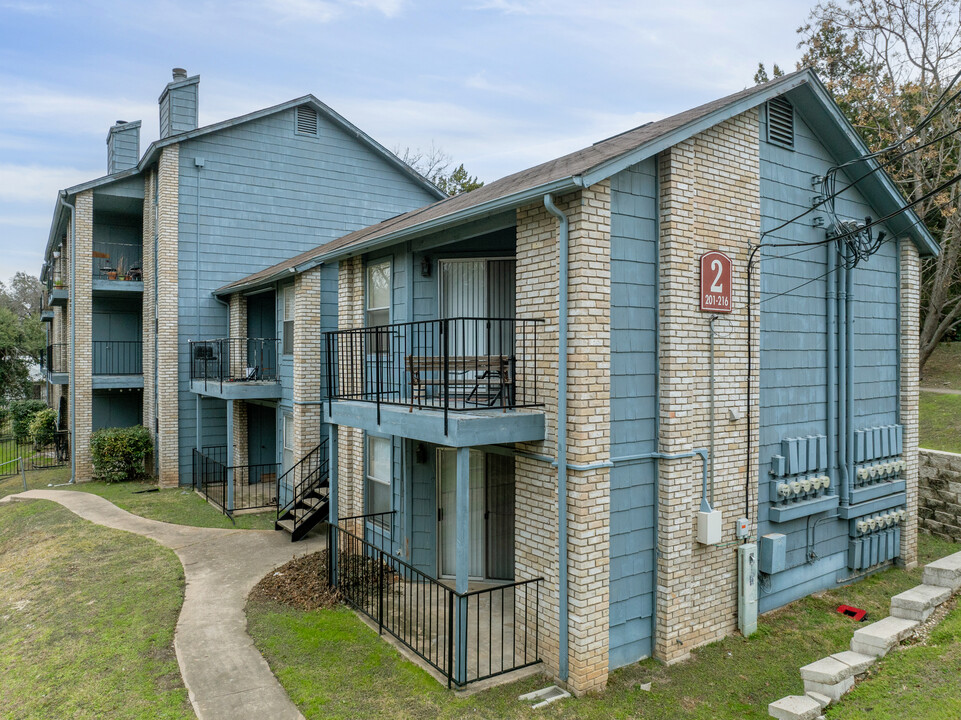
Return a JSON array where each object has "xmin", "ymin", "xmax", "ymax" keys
[
  {"xmin": 296, "ymin": 105, "xmax": 318, "ymax": 136},
  {"xmin": 767, "ymin": 97, "xmax": 795, "ymax": 149}
]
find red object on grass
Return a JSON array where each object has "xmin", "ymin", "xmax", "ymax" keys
[{"xmin": 836, "ymin": 605, "xmax": 868, "ymax": 621}]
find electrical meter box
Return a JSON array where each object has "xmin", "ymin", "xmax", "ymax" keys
[
  {"xmin": 759, "ymin": 533, "xmax": 787, "ymax": 575},
  {"xmin": 697, "ymin": 509, "xmax": 723, "ymax": 545}
]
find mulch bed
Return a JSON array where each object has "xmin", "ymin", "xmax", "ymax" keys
[{"xmin": 249, "ymin": 550, "xmax": 340, "ymax": 611}]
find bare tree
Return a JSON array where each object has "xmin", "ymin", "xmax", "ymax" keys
[
  {"xmin": 797, "ymin": 0, "xmax": 961, "ymax": 369},
  {"xmin": 394, "ymin": 143, "xmax": 484, "ymax": 196}
]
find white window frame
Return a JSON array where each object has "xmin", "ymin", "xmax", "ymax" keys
[
  {"xmin": 282, "ymin": 412, "xmax": 294, "ymax": 470},
  {"xmin": 365, "ymin": 434, "xmax": 392, "ymax": 524},
  {"xmin": 282, "ymin": 284, "xmax": 294, "ymax": 355},
  {"xmin": 365, "ymin": 258, "xmax": 391, "ymax": 328}
]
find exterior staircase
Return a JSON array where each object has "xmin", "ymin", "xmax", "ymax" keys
[{"xmin": 275, "ymin": 439, "xmax": 329, "ymax": 541}]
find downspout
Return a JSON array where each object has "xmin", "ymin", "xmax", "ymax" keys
[
  {"xmin": 543, "ymin": 193, "xmax": 570, "ymax": 684},
  {"xmin": 58, "ymin": 192, "xmax": 76, "ymax": 484},
  {"xmin": 152, "ymin": 174, "xmax": 160, "ymax": 476},
  {"xmin": 845, "ymin": 248, "xmax": 856, "ymax": 498},
  {"xmin": 837, "ymin": 244, "xmax": 848, "ymax": 502},
  {"xmin": 827, "ymin": 244, "xmax": 840, "ymax": 503}
]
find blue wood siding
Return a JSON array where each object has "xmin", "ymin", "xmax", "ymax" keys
[
  {"xmin": 93, "ymin": 389, "xmax": 143, "ymax": 430},
  {"xmin": 758, "ymin": 107, "xmax": 901, "ymax": 611},
  {"xmin": 175, "ymin": 107, "xmax": 439, "ymax": 480},
  {"xmin": 608, "ymin": 158, "xmax": 659, "ymax": 669}
]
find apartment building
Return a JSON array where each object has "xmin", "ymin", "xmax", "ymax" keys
[
  {"xmin": 40, "ymin": 68, "xmax": 443, "ymax": 487},
  {"xmin": 216, "ymin": 68, "xmax": 934, "ymax": 693}
]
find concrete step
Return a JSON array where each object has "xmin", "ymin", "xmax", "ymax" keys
[
  {"xmin": 890, "ymin": 583, "xmax": 953, "ymax": 621},
  {"xmin": 850, "ymin": 615, "xmax": 918, "ymax": 657},
  {"xmin": 802, "ymin": 676, "xmax": 854, "ymax": 703},
  {"xmin": 276, "ymin": 518, "xmax": 295, "ymax": 534},
  {"xmin": 828, "ymin": 650, "xmax": 875, "ymax": 675},
  {"xmin": 922, "ymin": 551, "xmax": 961, "ymax": 591},
  {"xmin": 800, "ymin": 656, "xmax": 856, "ymax": 684},
  {"xmin": 768, "ymin": 694, "xmax": 822, "ymax": 720},
  {"xmin": 805, "ymin": 691, "xmax": 831, "ymax": 711}
]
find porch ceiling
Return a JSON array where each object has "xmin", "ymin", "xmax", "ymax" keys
[{"xmin": 325, "ymin": 400, "xmax": 545, "ymax": 448}]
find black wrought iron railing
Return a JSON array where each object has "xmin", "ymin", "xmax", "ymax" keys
[
  {"xmin": 92, "ymin": 240, "xmax": 143, "ymax": 281},
  {"xmin": 276, "ymin": 439, "xmax": 329, "ymax": 536},
  {"xmin": 92, "ymin": 340, "xmax": 142, "ymax": 375},
  {"xmin": 325, "ymin": 317, "xmax": 543, "ymax": 432},
  {"xmin": 192, "ymin": 445, "xmax": 280, "ymax": 515},
  {"xmin": 44, "ymin": 343, "xmax": 67, "ymax": 374},
  {"xmin": 0, "ymin": 431, "xmax": 69, "ymax": 478},
  {"xmin": 329, "ymin": 511, "xmax": 542, "ymax": 687},
  {"xmin": 189, "ymin": 338, "xmax": 280, "ymax": 393}
]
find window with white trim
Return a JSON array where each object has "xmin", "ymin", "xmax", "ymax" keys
[
  {"xmin": 283, "ymin": 285, "xmax": 294, "ymax": 355},
  {"xmin": 366, "ymin": 259, "xmax": 390, "ymax": 353},
  {"xmin": 365, "ymin": 435, "xmax": 391, "ymax": 521},
  {"xmin": 283, "ymin": 413, "xmax": 294, "ymax": 471}
]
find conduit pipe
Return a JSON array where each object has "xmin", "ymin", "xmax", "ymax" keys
[
  {"xmin": 837, "ymin": 244, "xmax": 848, "ymax": 502},
  {"xmin": 845, "ymin": 250, "xmax": 856, "ymax": 502},
  {"xmin": 826, "ymin": 244, "xmax": 842, "ymax": 504},
  {"xmin": 58, "ymin": 192, "xmax": 76, "ymax": 484},
  {"xmin": 543, "ymin": 193, "xmax": 570, "ymax": 683}
]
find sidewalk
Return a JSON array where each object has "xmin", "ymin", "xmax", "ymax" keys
[{"xmin": 1, "ymin": 489, "xmax": 323, "ymax": 720}]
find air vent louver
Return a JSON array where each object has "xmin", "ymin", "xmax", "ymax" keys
[
  {"xmin": 767, "ymin": 97, "xmax": 795, "ymax": 148},
  {"xmin": 296, "ymin": 105, "xmax": 318, "ymax": 136}
]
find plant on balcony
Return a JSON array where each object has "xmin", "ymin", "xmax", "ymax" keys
[
  {"xmin": 116, "ymin": 256, "xmax": 128, "ymax": 281},
  {"xmin": 28, "ymin": 408, "xmax": 57, "ymax": 448},
  {"xmin": 91, "ymin": 425, "xmax": 153, "ymax": 482}
]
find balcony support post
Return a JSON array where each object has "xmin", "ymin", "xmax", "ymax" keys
[
  {"xmin": 226, "ymin": 400, "xmax": 235, "ymax": 513},
  {"xmin": 455, "ymin": 445, "xmax": 470, "ymax": 685},
  {"xmin": 328, "ymin": 423, "xmax": 339, "ymax": 587}
]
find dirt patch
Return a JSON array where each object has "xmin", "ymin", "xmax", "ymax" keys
[{"xmin": 249, "ymin": 550, "xmax": 340, "ymax": 611}]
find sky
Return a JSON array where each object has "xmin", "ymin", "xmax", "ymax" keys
[{"xmin": 0, "ymin": 0, "xmax": 814, "ymax": 283}]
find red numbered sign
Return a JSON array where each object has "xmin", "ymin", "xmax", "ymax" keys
[{"xmin": 700, "ymin": 251, "xmax": 732, "ymax": 313}]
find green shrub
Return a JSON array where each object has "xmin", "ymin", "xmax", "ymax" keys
[
  {"xmin": 28, "ymin": 408, "xmax": 57, "ymax": 447},
  {"xmin": 0, "ymin": 403, "xmax": 8, "ymax": 432},
  {"xmin": 90, "ymin": 425, "xmax": 153, "ymax": 483},
  {"xmin": 9, "ymin": 399, "xmax": 47, "ymax": 442}
]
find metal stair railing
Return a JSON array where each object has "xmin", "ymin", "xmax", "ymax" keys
[{"xmin": 276, "ymin": 438, "xmax": 329, "ymax": 534}]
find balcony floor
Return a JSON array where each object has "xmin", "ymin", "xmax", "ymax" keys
[
  {"xmin": 326, "ymin": 400, "xmax": 545, "ymax": 447},
  {"xmin": 93, "ymin": 374, "xmax": 144, "ymax": 390},
  {"xmin": 190, "ymin": 378, "xmax": 282, "ymax": 400}
]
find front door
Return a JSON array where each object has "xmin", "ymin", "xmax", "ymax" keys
[
  {"xmin": 247, "ymin": 404, "xmax": 276, "ymax": 484},
  {"xmin": 437, "ymin": 449, "xmax": 514, "ymax": 580},
  {"xmin": 246, "ymin": 292, "xmax": 277, "ymax": 379}
]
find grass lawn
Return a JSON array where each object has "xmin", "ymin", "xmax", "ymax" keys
[
  {"xmin": 247, "ymin": 534, "xmax": 961, "ymax": 720},
  {"xmin": 828, "ymin": 600, "xmax": 961, "ymax": 719},
  {"xmin": 0, "ymin": 466, "xmax": 276, "ymax": 530},
  {"xmin": 921, "ymin": 342, "xmax": 961, "ymax": 390},
  {"xmin": 0, "ymin": 498, "xmax": 193, "ymax": 719},
  {"xmin": 919, "ymin": 391, "xmax": 961, "ymax": 454}
]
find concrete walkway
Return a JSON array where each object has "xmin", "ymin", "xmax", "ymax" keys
[{"xmin": 1, "ymin": 489, "xmax": 323, "ymax": 720}]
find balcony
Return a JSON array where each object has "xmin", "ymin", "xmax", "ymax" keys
[
  {"xmin": 325, "ymin": 317, "xmax": 546, "ymax": 447},
  {"xmin": 92, "ymin": 241, "xmax": 144, "ymax": 294},
  {"xmin": 44, "ymin": 343, "xmax": 68, "ymax": 384},
  {"xmin": 189, "ymin": 338, "xmax": 282, "ymax": 400},
  {"xmin": 92, "ymin": 340, "xmax": 143, "ymax": 389}
]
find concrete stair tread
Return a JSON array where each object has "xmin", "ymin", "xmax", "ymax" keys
[
  {"xmin": 769, "ymin": 694, "xmax": 822, "ymax": 720},
  {"xmin": 276, "ymin": 518, "xmax": 295, "ymax": 533},
  {"xmin": 803, "ymin": 676, "xmax": 854, "ymax": 703},
  {"xmin": 800, "ymin": 657, "xmax": 856, "ymax": 684},
  {"xmin": 805, "ymin": 691, "xmax": 831, "ymax": 710},
  {"xmin": 850, "ymin": 615, "xmax": 918, "ymax": 656},
  {"xmin": 891, "ymin": 583, "xmax": 953, "ymax": 611},
  {"xmin": 829, "ymin": 650, "xmax": 875, "ymax": 675},
  {"xmin": 922, "ymin": 551, "xmax": 961, "ymax": 590}
]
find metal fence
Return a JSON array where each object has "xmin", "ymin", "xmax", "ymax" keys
[
  {"xmin": 44, "ymin": 344, "xmax": 68, "ymax": 374},
  {"xmin": 192, "ymin": 445, "xmax": 280, "ymax": 515},
  {"xmin": 189, "ymin": 338, "xmax": 280, "ymax": 394},
  {"xmin": 325, "ymin": 317, "xmax": 543, "ymax": 432},
  {"xmin": 0, "ymin": 432, "xmax": 69, "ymax": 478},
  {"xmin": 330, "ymin": 511, "xmax": 542, "ymax": 687}
]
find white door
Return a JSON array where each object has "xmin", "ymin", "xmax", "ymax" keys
[{"xmin": 437, "ymin": 448, "xmax": 485, "ymax": 578}]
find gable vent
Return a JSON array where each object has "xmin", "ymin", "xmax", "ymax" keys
[
  {"xmin": 296, "ymin": 105, "xmax": 318, "ymax": 136},
  {"xmin": 767, "ymin": 97, "xmax": 795, "ymax": 148}
]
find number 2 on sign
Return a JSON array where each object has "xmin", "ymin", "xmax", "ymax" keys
[{"xmin": 710, "ymin": 258, "xmax": 723, "ymax": 293}]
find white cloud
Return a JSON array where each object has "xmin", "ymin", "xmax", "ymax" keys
[
  {"xmin": 0, "ymin": 1, "xmax": 53, "ymax": 15},
  {"xmin": 0, "ymin": 213, "xmax": 49, "ymax": 228},
  {"xmin": 351, "ymin": 0, "xmax": 404, "ymax": 16},
  {"xmin": 264, "ymin": 0, "xmax": 340, "ymax": 23},
  {"xmin": 0, "ymin": 164, "xmax": 100, "ymax": 202}
]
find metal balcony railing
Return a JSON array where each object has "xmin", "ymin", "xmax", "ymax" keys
[
  {"xmin": 44, "ymin": 344, "xmax": 68, "ymax": 374},
  {"xmin": 92, "ymin": 240, "xmax": 143, "ymax": 281},
  {"xmin": 92, "ymin": 340, "xmax": 143, "ymax": 375},
  {"xmin": 325, "ymin": 317, "xmax": 543, "ymax": 431},
  {"xmin": 189, "ymin": 338, "xmax": 281, "ymax": 394}
]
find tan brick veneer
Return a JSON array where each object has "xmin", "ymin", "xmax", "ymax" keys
[
  {"xmin": 336, "ymin": 256, "xmax": 365, "ymax": 517},
  {"xmin": 142, "ymin": 169, "xmax": 157, "ymax": 472},
  {"xmin": 655, "ymin": 110, "xmax": 761, "ymax": 663},
  {"xmin": 72, "ymin": 191, "xmax": 93, "ymax": 479},
  {"xmin": 900, "ymin": 240, "xmax": 920, "ymax": 567},
  {"xmin": 156, "ymin": 145, "xmax": 180, "ymax": 487},
  {"xmin": 293, "ymin": 267, "xmax": 323, "ymax": 463}
]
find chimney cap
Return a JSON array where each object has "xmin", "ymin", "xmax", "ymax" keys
[
  {"xmin": 172, "ymin": 67, "xmax": 187, "ymax": 81},
  {"xmin": 116, "ymin": 120, "xmax": 128, "ymax": 125}
]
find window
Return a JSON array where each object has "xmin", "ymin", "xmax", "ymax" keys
[
  {"xmin": 283, "ymin": 285, "xmax": 294, "ymax": 355},
  {"xmin": 366, "ymin": 259, "xmax": 390, "ymax": 353},
  {"xmin": 283, "ymin": 413, "xmax": 294, "ymax": 471},
  {"xmin": 766, "ymin": 97, "xmax": 795, "ymax": 149},
  {"xmin": 365, "ymin": 435, "xmax": 391, "ymax": 521}
]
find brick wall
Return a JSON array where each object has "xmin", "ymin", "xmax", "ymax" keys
[
  {"xmin": 919, "ymin": 449, "xmax": 961, "ymax": 542},
  {"xmin": 72, "ymin": 191, "xmax": 94, "ymax": 480},
  {"xmin": 232, "ymin": 400, "xmax": 249, "ymax": 467},
  {"xmin": 228, "ymin": 293, "xmax": 247, "ymax": 378},
  {"xmin": 655, "ymin": 110, "xmax": 760, "ymax": 663},
  {"xmin": 293, "ymin": 267, "xmax": 323, "ymax": 463},
  {"xmin": 156, "ymin": 145, "xmax": 180, "ymax": 487},
  {"xmin": 336, "ymin": 257, "xmax": 365, "ymax": 518},
  {"xmin": 142, "ymin": 169, "xmax": 157, "ymax": 473},
  {"xmin": 513, "ymin": 183, "xmax": 612, "ymax": 695},
  {"xmin": 900, "ymin": 241, "xmax": 921, "ymax": 567}
]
